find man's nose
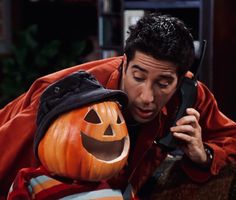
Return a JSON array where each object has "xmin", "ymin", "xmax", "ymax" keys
[{"xmin": 140, "ymin": 84, "xmax": 154, "ymax": 104}]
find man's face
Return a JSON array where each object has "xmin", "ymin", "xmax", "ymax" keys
[{"xmin": 121, "ymin": 51, "xmax": 179, "ymax": 123}]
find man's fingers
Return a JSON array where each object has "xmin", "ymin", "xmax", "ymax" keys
[
  {"xmin": 171, "ymin": 125, "xmax": 195, "ymax": 136},
  {"xmin": 172, "ymin": 132, "xmax": 192, "ymax": 143}
]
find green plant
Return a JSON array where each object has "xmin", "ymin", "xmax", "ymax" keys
[{"xmin": 0, "ymin": 25, "xmax": 87, "ymax": 107}]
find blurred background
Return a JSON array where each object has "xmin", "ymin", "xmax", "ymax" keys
[{"xmin": 0, "ymin": 0, "xmax": 235, "ymax": 121}]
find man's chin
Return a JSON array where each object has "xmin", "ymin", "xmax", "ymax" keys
[
  {"xmin": 133, "ymin": 114, "xmax": 155, "ymax": 124},
  {"xmin": 131, "ymin": 108, "xmax": 158, "ymax": 124}
]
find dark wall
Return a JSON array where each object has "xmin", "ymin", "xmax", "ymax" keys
[
  {"xmin": 12, "ymin": 0, "xmax": 98, "ymax": 43},
  {"xmin": 213, "ymin": 0, "xmax": 236, "ymax": 121},
  {"xmin": 0, "ymin": 0, "xmax": 99, "ymax": 107}
]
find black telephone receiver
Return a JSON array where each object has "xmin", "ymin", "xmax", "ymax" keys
[{"xmin": 157, "ymin": 40, "xmax": 207, "ymax": 152}]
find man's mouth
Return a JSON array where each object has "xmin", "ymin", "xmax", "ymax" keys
[{"xmin": 135, "ymin": 106, "xmax": 155, "ymax": 119}]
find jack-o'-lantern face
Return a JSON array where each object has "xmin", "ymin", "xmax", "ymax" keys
[{"xmin": 38, "ymin": 101, "xmax": 130, "ymax": 181}]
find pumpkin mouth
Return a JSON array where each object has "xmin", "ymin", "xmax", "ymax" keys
[{"xmin": 81, "ymin": 132, "xmax": 126, "ymax": 161}]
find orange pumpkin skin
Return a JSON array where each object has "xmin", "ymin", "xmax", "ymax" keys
[{"xmin": 38, "ymin": 101, "xmax": 129, "ymax": 181}]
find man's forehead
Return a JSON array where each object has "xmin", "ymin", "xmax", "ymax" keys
[
  {"xmin": 131, "ymin": 51, "xmax": 178, "ymax": 72},
  {"xmin": 130, "ymin": 63, "xmax": 177, "ymax": 76}
]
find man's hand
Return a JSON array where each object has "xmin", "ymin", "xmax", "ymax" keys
[{"xmin": 170, "ymin": 108, "xmax": 208, "ymax": 165}]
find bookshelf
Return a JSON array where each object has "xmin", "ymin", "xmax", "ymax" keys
[
  {"xmin": 98, "ymin": 0, "xmax": 203, "ymax": 57},
  {"xmin": 98, "ymin": 0, "xmax": 123, "ymax": 58}
]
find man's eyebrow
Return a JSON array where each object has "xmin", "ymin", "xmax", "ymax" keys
[
  {"xmin": 131, "ymin": 65, "xmax": 147, "ymax": 73},
  {"xmin": 158, "ymin": 74, "xmax": 175, "ymax": 80},
  {"xmin": 131, "ymin": 64, "xmax": 175, "ymax": 80}
]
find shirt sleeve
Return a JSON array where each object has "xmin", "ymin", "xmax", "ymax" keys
[
  {"xmin": 0, "ymin": 78, "xmax": 50, "ymax": 197},
  {"xmin": 7, "ymin": 168, "xmax": 33, "ymax": 200},
  {"xmin": 181, "ymin": 81, "xmax": 236, "ymax": 182}
]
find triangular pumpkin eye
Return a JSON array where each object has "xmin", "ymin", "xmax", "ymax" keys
[
  {"xmin": 117, "ymin": 115, "xmax": 122, "ymax": 124},
  {"xmin": 117, "ymin": 112, "xmax": 124, "ymax": 124},
  {"xmin": 84, "ymin": 109, "xmax": 101, "ymax": 124}
]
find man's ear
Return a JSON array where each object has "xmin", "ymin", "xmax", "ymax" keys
[
  {"xmin": 120, "ymin": 54, "xmax": 128, "ymax": 91},
  {"xmin": 123, "ymin": 54, "xmax": 127, "ymax": 73}
]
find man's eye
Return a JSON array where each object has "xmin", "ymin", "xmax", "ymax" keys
[
  {"xmin": 134, "ymin": 76, "xmax": 145, "ymax": 82},
  {"xmin": 158, "ymin": 82, "xmax": 169, "ymax": 88}
]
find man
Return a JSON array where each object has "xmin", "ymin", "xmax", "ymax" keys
[{"xmin": 0, "ymin": 13, "xmax": 236, "ymax": 199}]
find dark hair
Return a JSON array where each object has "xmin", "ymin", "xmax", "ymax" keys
[{"xmin": 124, "ymin": 12, "xmax": 195, "ymax": 75}]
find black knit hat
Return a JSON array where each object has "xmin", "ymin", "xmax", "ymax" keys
[{"xmin": 34, "ymin": 70, "xmax": 128, "ymax": 158}]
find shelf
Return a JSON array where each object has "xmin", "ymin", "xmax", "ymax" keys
[
  {"xmin": 98, "ymin": 0, "xmax": 123, "ymax": 58},
  {"xmin": 98, "ymin": 16, "xmax": 122, "ymax": 47},
  {"xmin": 124, "ymin": 1, "xmax": 201, "ymax": 9},
  {"xmin": 98, "ymin": 0, "xmax": 122, "ymax": 13},
  {"xmin": 100, "ymin": 13, "xmax": 121, "ymax": 17}
]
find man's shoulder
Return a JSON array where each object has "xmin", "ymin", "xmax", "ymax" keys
[
  {"xmin": 38, "ymin": 56, "xmax": 123, "ymax": 85},
  {"xmin": 4, "ymin": 56, "xmax": 123, "ymax": 111}
]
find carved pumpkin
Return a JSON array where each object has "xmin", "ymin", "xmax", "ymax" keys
[{"xmin": 38, "ymin": 101, "xmax": 130, "ymax": 181}]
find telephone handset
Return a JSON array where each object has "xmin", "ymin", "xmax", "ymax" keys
[{"xmin": 157, "ymin": 40, "xmax": 207, "ymax": 152}]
